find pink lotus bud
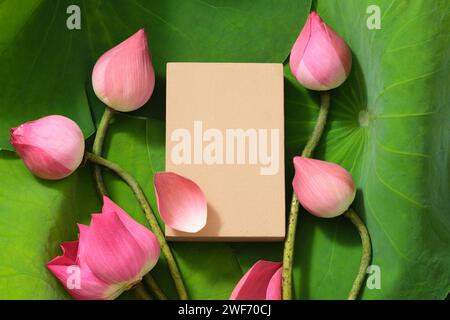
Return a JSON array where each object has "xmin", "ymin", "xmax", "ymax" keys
[
  {"xmin": 293, "ymin": 157, "xmax": 356, "ymax": 218},
  {"xmin": 47, "ymin": 197, "xmax": 160, "ymax": 300},
  {"xmin": 230, "ymin": 260, "xmax": 282, "ymax": 300},
  {"xmin": 10, "ymin": 115, "xmax": 85, "ymax": 180},
  {"xmin": 290, "ymin": 12, "xmax": 352, "ymax": 90},
  {"xmin": 154, "ymin": 172, "xmax": 207, "ymax": 233},
  {"xmin": 92, "ymin": 29, "xmax": 155, "ymax": 112}
]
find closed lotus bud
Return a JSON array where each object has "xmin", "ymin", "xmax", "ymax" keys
[
  {"xmin": 10, "ymin": 115, "xmax": 85, "ymax": 180},
  {"xmin": 230, "ymin": 260, "xmax": 282, "ymax": 300},
  {"xmin": 92, "ymin": 29, "xmax": 155, "ymax": 112},
  {"xmin": 290, "ymin": 12, "xmax": 352, "ymax": 90},
  {"xmin": 47, "ymin": 197, "xmax": 160, "ymax": 300},
  {"xmin": 293, "ymin": 156, "xmax": 356, "ymax": 218}
]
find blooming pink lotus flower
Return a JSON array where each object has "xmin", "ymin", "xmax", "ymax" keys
[
  {"xmin": 154, "ymin": 172, "xmax": 207, "ymax": 233},
  {"xmin": 290, "ymin": 12, "xmax": 352, "ymax": 90},
  {"xmin": 10, "ymin": 115, "xmax": 84, "ymax": 180},
  {"xmin": 293, "ymin": 156, "xmax": 356, "ymax": 218},
  {"xmin": 92, "ymin": 29, "xmax": 155, "ymax": 112},
  {"xmin": 47, "ymin": 196, "xmax": 160, "ymax": 300},
  {"xmin": 230, "ymin": 260, "xmax": 282, "ymax": 300}
]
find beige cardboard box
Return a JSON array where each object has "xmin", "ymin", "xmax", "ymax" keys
[{"xmin": 165, "ymin": 63, "xmax": 285, "ymax": 241}]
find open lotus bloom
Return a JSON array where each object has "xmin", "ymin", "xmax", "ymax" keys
[
  {"xmin": 10, "ymin": 115, "xmax": 85, "ymax": 180},
  {"xmin": 293, "ymin": 156, "xmax": 356, "ymax": 218},
  {"xmin": 290, "ymin": 11, "xmax": 352, "ymax": 90},
  {"xmin": 230, "ymin": 260, "xmax": 282, "ymax": 300},
  {"xmin": 47, "ymin": 197, "xmax": 160, "ymax": 300},
  {"xmin": 154, "ymin": 172, "xmax": 207, "ymax": 233},
  {"xmin": 92, "ymin": 29, "xmax": 155, "ymax": 112}
]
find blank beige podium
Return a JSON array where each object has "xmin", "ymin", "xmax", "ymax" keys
[{"xmin": 165, "ymin": 63, "xmax": 285, "ymax": 241}]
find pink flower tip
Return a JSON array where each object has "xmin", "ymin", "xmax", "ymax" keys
[
  {"xmin": 92, "ymin": 28, "xmax": 155, "ymax": 112},
  {"xmin": 230, "ymin": 260, "xmax": 282, "ymax": 300},
  {"xmin": 154, "ymin": 172, "xmax": 207, "ymax": 233},
  {"xmin": 10, "ymin": 115, "xmax": 85, "ymax": 180},
  {"xmin": 290, "ymin": 11, "xmax": 352, "ymax": 91},
  {"xmin": 292, "ymin": 156, "xmax": 356, "ymax": 218},
  {"xmin": 47, "ymin": 196, "xmax": 160, "ymax": 300}
]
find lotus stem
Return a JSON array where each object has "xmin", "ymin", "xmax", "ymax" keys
[
  {"xmin": 133, "ymin": 283, "xmax": 153, "ymax": 300},
  {"xmin": 144, "ymin": 274, "xmax": 168, "ymax": 300},
  {"xmin": 85, "ymin": 152, "xmax": 189, "ymax": 300},
  {"xmin": 301, "ymin": 92, "xmax": 330, "ymax": 158},
  {"xmin": 344, "ymin": 208, "xmax": 372, "ymax": 300},
  {"xmin": 92, "ymin": 107, "xmax": 114, "ymax": 197},
  {"xmin": 282, "ymin": 91, "xmax": 330, "ymax": 300}
]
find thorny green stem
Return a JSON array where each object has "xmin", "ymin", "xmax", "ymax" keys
[
  {"xmin": 282, "ymin": 91, "xmax": 330, "ymax": 300},
  {"xmin": 85, "ymin": 152, "xmax": 189, "ymax": 300},
  {"xmin": 344, "ymin": 208, "xmax": 372, "ymax": 300}
]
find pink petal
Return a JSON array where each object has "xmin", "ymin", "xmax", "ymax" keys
[
  {"xmin": 101, "ymin": 196, "xmax": 160, "ymax": 272},
  {"xmin": 230, "ymin": 260, "xmax": 282, "ymax": 300},
  {"xmin": 81, "ymin": 213, "xmax": 149, "ymax": 284},
  {"xmin": 92, "ymin": 29, "xmax": 155, "ymax": 112},
  {"xmin": 289, "ymin": 11, "xmax": 312, "ymax": 79},
  {"xmin": 76, "ymin": 223, "xmax": 92, "ymax": 268},
  {"xmin": 265, "ymin": 267, "xmax": 282, "ymax": 300},
  {"xmin": 47, "ymin": 241, "xmax": 115, "ymax": 300},
  {"xmin": 154, "ymin": 172, "xmax": 207, "ymax": 233},
  {"xmin": 47, "ymin": 241, "xmax": 79, "ymax": 266},
  {"xmin": 47, "ymin": 264, "xmax": 115, "ymax": 300}
]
